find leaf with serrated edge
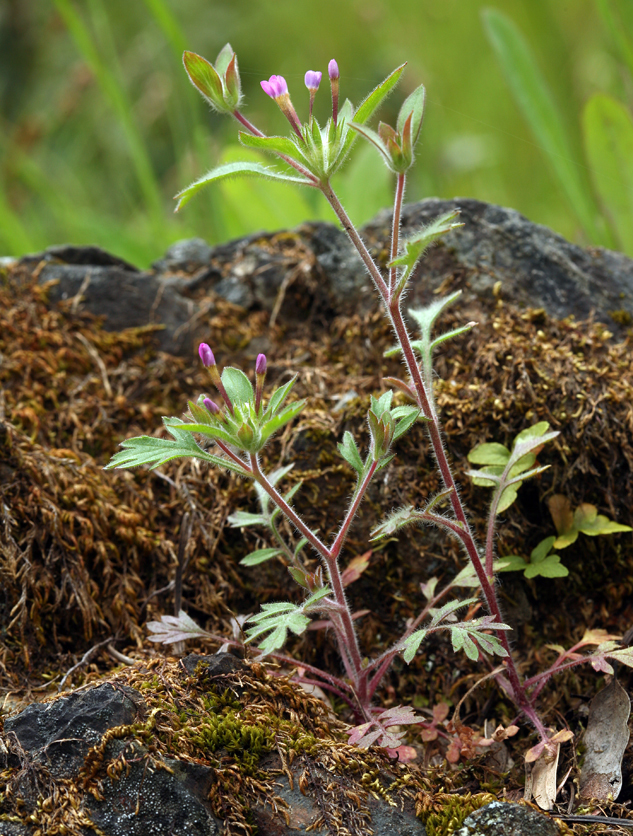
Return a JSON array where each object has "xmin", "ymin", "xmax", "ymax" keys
[{"xmin": 402, "ymin": 629, "xmax": 428, "ymax": 663}]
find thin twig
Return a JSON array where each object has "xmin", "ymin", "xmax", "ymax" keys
[
  {"xmin": 106, "ymin": 644, "xmax": 137, "ymax": 666},
  {"xmin": 58, "ymin": 636, "xmax": 114, "ymax": 691}
]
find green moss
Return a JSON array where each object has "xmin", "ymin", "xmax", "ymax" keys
[{"xmin": 422, "ymin": 792, "xmax": 496, "ymax": 836}]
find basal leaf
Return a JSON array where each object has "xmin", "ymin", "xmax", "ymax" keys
[
  {"xmin": 467, "ymin": 442, "xmax": 510, "ymax": 466},
  {"xmin": 530, "ymin": 536, "xmax": 556, "ymax": 563},
  {"xmin": 524, "ymin": 555, "xmax": 568, "ymax": 579}
]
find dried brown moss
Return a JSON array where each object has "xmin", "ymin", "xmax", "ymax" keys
[{"xmin": 1, "ymin": 259, "xmax": 632, "ymax": 712}]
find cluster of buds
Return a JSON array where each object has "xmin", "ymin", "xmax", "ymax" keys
[
  {"xmin": 260, "ymin": 58, "xmax": 340, "ymax": 138},
  {"xmin": 189, "ymin": 343, "xmax": 305, "ymax": 455}
]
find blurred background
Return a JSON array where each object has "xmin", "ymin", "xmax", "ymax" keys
[{"xmin": 1, "ymin": 0, "xmax": 632, "ymax": 267}]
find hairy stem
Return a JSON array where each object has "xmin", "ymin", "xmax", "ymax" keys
[
  {"xmin": 321, "ymin": 180, "xmax": 543, "ymax": 737},
  {"xmin": 389, "ymin": 173, "xmax": 406, "ymax": 293},
  {"xmin": 330, "ymin": 461, "xmax": 378, "ymax": 561},
  {"xmin": 249, "ymin": 455, "xmax": 328, "ymax": 559},
  {"xmin": 216, "ymin": 440, "xmax": 251, "ymax": 470}
]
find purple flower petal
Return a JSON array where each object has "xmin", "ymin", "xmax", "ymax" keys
[
  {"xmin": 203, "ymin": 397, "xmax": 220, "ymax": 415},
  {"xmin": 260, "ymin": 74, "xmax": 288, "ymax": 99},
  {"xmin": 304, "ymin": 70, "xmax": 322, "ymax": 91},
  {"xmin": 328, "ymin": 59, "xmax": 339, "ymax": 80},
  {"xmin": 198, "ymin": 343, "xmax": 215, "ymax": 367},
  {"xmin": 256, "ymin": 353, "xmax": 267, "ymax": 374}
]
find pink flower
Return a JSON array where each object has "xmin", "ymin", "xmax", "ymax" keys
[
  {"xmin": 198, "ymin": 343, "xmax": 215, "ymax": 367},
  {"xmin": 256, "ymin": 353, "xmax": 267, "ymax": 375},
  {"xmin": 304, "ymin": 71, "xmax": 322, "ymax": 91},
  {"xmin": 203, "ymin": 398, "xmax": 220, "ymax": 415},
  {"xmin": 260, "ymin": 75, "xmax": 288, "ymax": 99}
]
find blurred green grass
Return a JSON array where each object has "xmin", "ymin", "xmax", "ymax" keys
[{"xmin": 0, "ymin": 0, "xmax": 631, "ymax": 266}]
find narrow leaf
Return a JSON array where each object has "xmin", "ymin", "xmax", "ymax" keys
[
  {"xmin": 240, "ymin": 548, "xmax": 284, "ymax": 566},
  {"xmin": 339, "ymin": 64, "xmax": 406, "ymax": 161},
  {"xmin": 175, "ymin": 162, "xmax": 313, "ymax": 211}
]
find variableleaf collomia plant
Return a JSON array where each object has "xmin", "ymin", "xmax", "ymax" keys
[{"xmin": 105, "ymin": 45, "xmax": 633, "ymax": 765}]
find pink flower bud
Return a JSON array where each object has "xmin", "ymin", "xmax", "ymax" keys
[
  {"xmin": 198, "ymin": 343, "xmax": 215, "ymax": 367},
  {"xmin": 260, "ymin": 75, "xmax": 288, "ymax": 99},
  {"xmin": 256, "ymin": 353, "xmax": 267, "ymax": 375},
  {"xmin": 328, "ymin": 59, "xmax": 339, "ymax": 81},
  {"xmin": 203, "ymin": 398, "xmax": 220, "ymax": 415},
  {"xmin": 304, "ymin": 71, "xmax": 322, "ymax": 91}
]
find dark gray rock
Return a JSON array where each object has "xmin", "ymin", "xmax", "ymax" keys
[
  {"xmin": 36, "ymin": 263, "xmax": 198, "ymax": 355},
  {"xmin": 363, "ymin": 198, "xmax": 633, "ymax": 328},
  {"xmin": 152, "ymin": 237, "xmax": 214, "ymax": 273},
  {"xmin": 3, "ymin": 682, "xmax": 141, "ymax": 778},
  {"xmin": 84, "ymin": 741, "xmax": 219, "ymax": 836},
  {"xmin": 19, "ymin": 198, "xmax": 633, "ymax": 358},
  {"xmin": 454, "ymin": 802, "xmax": 559, "ymax": 836},
  {"xmin": 0, "ymin": 654, "xmax": 423, "ymax": 836}
]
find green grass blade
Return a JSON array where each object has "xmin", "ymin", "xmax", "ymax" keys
[
  {"xmin": 482, "ymin": 8, "xmax": 609, "ymax": 246},
  {"xmin": 0, "ymin": 177, "xmax": 34, "ymax": 254},
  {"xmin": 54, "ymin": 0, "xmax": 165, "ymax": 231},
  {"xmin": 583, "ymin": 93, "xmax": 633, "ymax": 256},
  {"xmin": 595, "ymin": 0, "xmax": 633, "ymax": 82}
]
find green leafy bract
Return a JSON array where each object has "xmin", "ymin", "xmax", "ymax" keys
[
  {"xmin": 553, "ymin": 502, "xmax": 632, "ymax": 548},
  {"xmin": 498, "ymin": 536, "xmax": 569, "ymax": 579},
  {"xmin": 221, "ymin": 366, "xmax": 254, "ymax": 404}
]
